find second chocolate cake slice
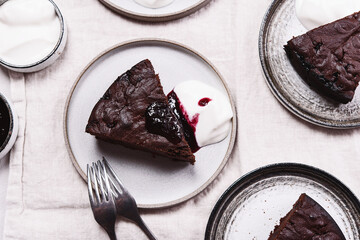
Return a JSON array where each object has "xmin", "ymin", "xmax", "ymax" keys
[
  {"xmin": 268, "ymin": 193, "xmax": 346, "ymax": 240},
  {"xmin": 86, "ymin": 59, "xmax": 195, "ymax": 164},
  {"xmin": 285, "ymin": 12, "xmax": 360, "ymax": 104}
]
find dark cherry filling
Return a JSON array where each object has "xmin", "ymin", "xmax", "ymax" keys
[
  {"xmin": 198, "ymin": 97, "xmax": 212, "ymax": 106},
  {"xmin": 145, "ymin": 101, "xmax": 182, "ymax": 144},
  {"xmin": 0, "ymin": 98, "xmax": 10, "ymax": 148},
  {"xmin": 167, "ymin": 91, "xmax": 200, "ymax": 153}
]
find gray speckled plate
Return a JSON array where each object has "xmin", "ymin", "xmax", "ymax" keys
[
  {"xmin": 205, "ymin": 163, "xmax": 360, "ymax": 240},
  {"xmin": 259, "ymin": 0, "xmax": 360, "ymax": 128}
]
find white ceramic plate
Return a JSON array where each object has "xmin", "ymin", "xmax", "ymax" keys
[
  {"xmin": 205, "ymin": 163, "xmax": 360, "ymax": 239},
  {"xmin": 64, "ymin": 39, "xmax": 236, "ymax": 209},
  {"xmin": 259, "ymin": 0, "xmax": 360, "ymax": 128},
  {"xmin": 98, "ymin": 0, "xmax": 211, "ymax": 22}
]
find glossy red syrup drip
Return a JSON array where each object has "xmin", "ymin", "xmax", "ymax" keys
[
  {"xmin": 179, "ymin": 103, "xmax": 199, "ymax": 133},
  {"xmin": 198, "ymin": 97, "xmax": 212, "ymax": 106}
]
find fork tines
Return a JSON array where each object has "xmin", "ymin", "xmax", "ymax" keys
[
  {"xmin": 87, "ymin": 160, "xmax": 118, "ymax": 240},
  {"xmin": 87, "ymin": 160, "xmax": 112, "ymax": 203}
]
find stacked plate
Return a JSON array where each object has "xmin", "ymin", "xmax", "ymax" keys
[{"xmin": 98, "ymin": 0, "xmax": 212, "ymax": 22}]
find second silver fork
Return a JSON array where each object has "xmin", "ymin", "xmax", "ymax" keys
[{"xmin": 103, "ymin": 158, "xmax": 157, "ymax": 240}]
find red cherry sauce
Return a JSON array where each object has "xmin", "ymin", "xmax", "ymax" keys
[
  {"xmin": 145, "ymin": 101, "xmax": 183, "ymax": 144},
  {"xmin": 167, "ymin": 91, "xmax": 200, "ymax": 152},
  {"xmin": 198, "ymin": 97, "xmax": 212, "ymax": 106},
  {"xmin": 0, "ymin": 97, "xmax": 10, "ymax": 148}
]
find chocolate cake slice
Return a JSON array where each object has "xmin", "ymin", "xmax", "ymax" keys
[
  {"xmin": 268, "ymin": 193, "xmax": 346, "ymax": 240},
  {"xmin": 285, "ymin": 12, "xmax": 360, "ymax": 104},
  {"xmin": 86, "ymin": 59, "xmax": 195, "ymax": 164}
]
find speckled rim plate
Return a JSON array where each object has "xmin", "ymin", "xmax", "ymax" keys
[
  {"xmin": 259, "ymin": 0, "xmax": 360, "ymax": 129},
  {"xmin": 205, "ymin": 163, "xmax": 360, "ymax": 239},
  {"xmin": 99, "ymin": 0, "xmax": 212, "ymax": 22},
  {"xmin": 64, "ymin": 38, "xmax": 236, "ymax": 209}
]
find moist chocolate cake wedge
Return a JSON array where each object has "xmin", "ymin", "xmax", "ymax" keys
[
  {"xmin": 86, "ymin": 59, "xmax": 195, "ymax": 164},
  {"xmin": 268, "ymin": 193, "xmax": 346, "ymax": 240},
  {"xmin": 285, "ymin": 12, "xmax": 360, "ymax": 104}
]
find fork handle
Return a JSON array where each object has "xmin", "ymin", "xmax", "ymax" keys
[
  {"xmin": 137, "ymin": 218, "xmax": 157, "ymax": 240},
  {"xmin": 106, "ymin": 229, "xmax": 117, "ymax": 240}
]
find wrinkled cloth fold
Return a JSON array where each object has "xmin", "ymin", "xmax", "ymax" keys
[{"xmin": 2, "ymin": 0, "xmax": 360, "ymax": 239}]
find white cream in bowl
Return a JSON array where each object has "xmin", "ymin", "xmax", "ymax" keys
[
  {"xmin": 296, "ymin": 0, "xmax": 360, "ymax": 30},
  {"xmin": 0, "ymin": 0, "xmax": 67, "ymax": 72},
  {"xmin": 134, "ymin": 0, "xmax": 174, "ymax": 9}
]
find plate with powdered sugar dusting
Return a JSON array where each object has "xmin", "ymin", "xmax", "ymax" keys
[
  {"xmin": 205, "ymin": 163, "xmax": 360, "ymax": 240},
  {"xmin": 64, "ymin": 39, "xmax": 236, "ymax": 209},
  {"xmin": 98, "ymin": 0, "xmax": 212, "ymax": 22},
  {"xmin": 259, "ymin": 0, "xmax": 360, "ymax": 128}
]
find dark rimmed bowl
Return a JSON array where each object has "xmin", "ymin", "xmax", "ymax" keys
[
  {"xmin": 0, "ymin": 93, "xmax": 18, "ymax": 159},
  {"xmin": 205, "ymin": 163, "xmax": 360, "ymax": 239}
]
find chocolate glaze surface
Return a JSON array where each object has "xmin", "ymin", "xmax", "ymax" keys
[
  {"xmin": 86, "ymin": 59, "xmax": 195, "ymax": 163},
  {"xmin": 0, "ymin": 97, "xmax": 10, "ymax": 148},
  {"xmin": 268, "ymin": 193, "xmax": 346, "ymax": 240},
  {"xmin": 285, "ymin": 12, "xmax": 360, "ymax": 104}
]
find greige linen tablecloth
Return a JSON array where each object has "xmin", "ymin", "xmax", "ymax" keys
[{"xmin": 2, "ymin": 0, "xmax": 360, "ymax": 239}]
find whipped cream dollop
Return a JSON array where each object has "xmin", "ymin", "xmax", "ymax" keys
[
  {"xmin": 296, "ymin": 0, "xmax": 360, "ymax": 30},
  {"xmin": 170, "ymin": 81, "xmax": 233, "ymax": 149},
  {"xmin": 134, "ymin": 0, "xmax": 174, "ymax": 9},
  {"xmin": 0, "ymin": 0, "xmax": 60, "ymax": 66}
]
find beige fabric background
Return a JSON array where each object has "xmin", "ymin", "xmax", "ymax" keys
[{"xmin": 3, "ymin": 0, "xmax": 360, "ymax": 239}]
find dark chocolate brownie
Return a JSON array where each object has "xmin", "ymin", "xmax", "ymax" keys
[
  {"xmin": 86, "ymin": 59, "xmax": 195, "ymax": 164},
  {"xmin": 268, "ymin": 193, "xmax": 346, "ymax": 240},
  {"xmin": 285, "ymin": 12, "xmax": 360, "ymax": 104}
]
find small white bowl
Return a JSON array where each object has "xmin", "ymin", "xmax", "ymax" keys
[
  {"xmin": 0, "ymin": 92, "xmax": 18, "ymax": 160},
  {"xmin": 0, "ymin": 0, "xmax": 67, "ymax": 73}
]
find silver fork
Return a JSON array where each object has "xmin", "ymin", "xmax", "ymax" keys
[
  {"xmin": 0, "ymin": 0, "xmax": 7, "ymax": 6},
  {"xmin": 87, "ymin": 161, "xmax": 117, "ymax": 240},
  {"xmin": 102, "ymin": 158, "xmax": 157, "ymax": 240}
]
